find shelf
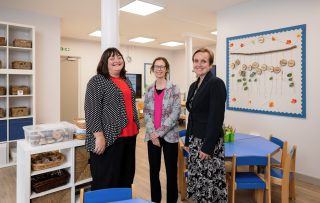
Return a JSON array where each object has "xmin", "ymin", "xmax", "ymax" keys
[
  {"xmin": 31, "ymin": 162, "xmax": 72, "ymax": 176},
  {"xmin": 8, "ymin": 46, "xmax": 32, "ymax": 51},
  {"xmin": 75, "ymin": 178, "xmax": 92, "ymax": 186},
  {"xmin": 30, "ymin": 183, "xmax": 72, "ymax": 199},
  {"xmin": 9, "ymin": 115, "xmax": 33, "ymax": 120},
  {"xmin": 9, "ymin": 94, "xmax": 32, "ymax": 97},
  {"xmin": 0, "ymin": 69, "xmax": 33, "ymax": 75}
]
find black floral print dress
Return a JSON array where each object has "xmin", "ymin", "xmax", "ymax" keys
[{"xmin": 187, "ymin": 135, "xmax": 228, "ymax": 203}]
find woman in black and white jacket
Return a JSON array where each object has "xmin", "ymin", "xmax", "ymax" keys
[{"xmin": 85, "ymin": 47, "xmax": 140, "ymax": 190}]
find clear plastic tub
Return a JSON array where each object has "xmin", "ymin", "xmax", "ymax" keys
[{"xmin": 23, "ymin": 122, "xmax": 75, "ymax": 146}]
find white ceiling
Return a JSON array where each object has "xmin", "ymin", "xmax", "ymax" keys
[{"xmin": 1, "ymin": 0, "xmax": 249, "ymax": 50}]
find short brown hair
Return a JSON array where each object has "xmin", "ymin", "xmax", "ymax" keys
[
  {"xmin": 192, "ymin": 48, "xmax": 214, "ymax": 65},
  {"xmin": 150, "ymin": 57, "xmax": 170, "ymax": 79},
  {"xmin": 96, "ymin": 47, "xmax": 127, "ymax": 79}
]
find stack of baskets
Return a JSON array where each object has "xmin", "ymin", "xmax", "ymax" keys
[
  {"xmin": 73, "ymin": 118, "xmax": 86, "ymax": 140},
  {"xmin": 75, "ymin": 146, "xmax": 91, "ymax": 182}
]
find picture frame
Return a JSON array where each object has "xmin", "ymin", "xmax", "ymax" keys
[{"xmin": 226, "ymin": 24, "xmax": 306, "ymax": 118}]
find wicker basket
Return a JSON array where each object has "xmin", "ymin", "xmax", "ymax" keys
[
  {"xmin": 10, "ymin": 85, "xmax": 30, "ymax": 95},
  {"xmin": 0, "ymin": 86, "xmax": 6, "ymax": 95},
  {"xmin": 31, "ymin": 169, "xmax": 70, "ymax": 193},
  {"xmin": 0, "ymin": 37, "xmax": 5, "ymax": 46},
  {"xmin": 12, "ymin": 61, "xmax": 32, "ymax": 69},
  {"xmin": 74, "ymin": 133, "xmax": 86, "ymax": 140},
  {"xmin": 74, "ymin": 118, "xmax": 86, "ymax": 129},
  {"xmin": 0, "ymin": 108, "xmax": 5, "ymax": 118},
  {"xmin": 10, "ymin": 106, "xmax": 29, "ymax": 117},
  {"xmin": 31, "ymin": 188, "xmax": 71, "ymax": 203},
  {"xmin": 13, "ymin": 39, "xmax": 32, "ymax": 48},
  {"xmin": 31, "ymin": 151, "xmax": 65, "ymax": 171},
  {"xmin": 75, "ymin": 146, "xmax": 91, "ymax": 182}
]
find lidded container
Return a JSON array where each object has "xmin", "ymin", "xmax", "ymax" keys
[{"xmin": 23, "ymin": 122, "xmax": 75, "ymax": 146}]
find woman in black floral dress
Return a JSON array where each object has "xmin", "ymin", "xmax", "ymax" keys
[{"xmin": 184, "ymin": 48, "xmax": 227, "ymax": 202}]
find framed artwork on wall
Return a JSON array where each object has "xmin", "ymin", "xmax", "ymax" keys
[
  {"xmin": 144, "ymin": 63, "xmax": 153, "ymax": 89},
  {"xmin": 226, "ymin": 24, "xmax": 306, "ymax": 118}
]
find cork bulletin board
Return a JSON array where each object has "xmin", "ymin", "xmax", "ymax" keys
[{"xmin": 226, "ymin": 24, "xmax": 306, "ymax": 118}]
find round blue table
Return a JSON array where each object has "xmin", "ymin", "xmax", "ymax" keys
[{"xmin": 224, "ymin": 133, "xmax": 280, "ymax": 158}]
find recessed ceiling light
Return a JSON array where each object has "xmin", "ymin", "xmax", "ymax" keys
[
  {"xmin": 129, "ymin": 37, "xmax": 155, "ymax": 43},
  {"xmin": 160, "ymin": 41, "xmax": 184, "ymax": 47},
  {"xmin": 211, "ymin": 31, "xmax": 218, "ymax": 35},
  {"xmin": 89, "ymin": 30, "xmax": 101, "ymax": 37},
  {"xmin": 120, "ymin": 0, "xmax": 164, "ymax": 16}
]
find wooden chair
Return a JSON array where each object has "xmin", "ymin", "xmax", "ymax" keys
[
  {"xmin": 80, "ymin": 184, "xmax": 135, "ymax": 203},
  {"xmin": 227, "ymin": 154, "xmax": 271, "ymax": 203},
  {"xmin": 137, "ymin": 101, "xmax": 144, "ymax": 119},
  {"xmin": 177, "ymin": 129, "xmax": 188, "ymax": 201},
  {"xmin": 269, "ymin": 135, "xmax": 288, "ymax": 168},
  {"xmin": 271, "ymin": 145, "xmax": 297, "ymax": 202}
]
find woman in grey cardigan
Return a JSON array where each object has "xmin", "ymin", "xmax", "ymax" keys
[{"xmin": 144, "ymin": 57, "xmax": 181, "ymax": 203}]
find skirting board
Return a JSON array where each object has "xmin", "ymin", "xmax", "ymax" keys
[{"xmin": 296, "ymin": 172, "xmax": 320, "ymax": 186}]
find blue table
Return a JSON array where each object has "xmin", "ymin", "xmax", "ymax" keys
[
  {"xmin": 111, "ymin": 198, "xmax": 152, "ymax": 203},
  {"xmin": 225, "ymin": 133, "xmax": 280, "ymax": 158}
]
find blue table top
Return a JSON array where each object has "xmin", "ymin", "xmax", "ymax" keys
[
  {"xmin": 225, "ymin": 133, "xmax": 280, "ymax": 158},
  {"xmin": 110, "ymin": 199, "xmax": 152, "ymax": 203},
  {"xmin": 179, "ymin": 133, "xmax": 279, "ymax": 158}
]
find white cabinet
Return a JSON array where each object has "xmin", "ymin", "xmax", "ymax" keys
[
  {"xmin": 17, "ymin": 139, "xmax": 92, "ymax": 203},
  {"xmin": 0, "ymin": 21, "xmax": 35, "ymax": 167}
]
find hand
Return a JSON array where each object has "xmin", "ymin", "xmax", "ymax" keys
[
  {"xmin": 150, "ymin": 132, "xmax": 159, "ymax": 140},
  {"xmin": 152, "ymin": 137, "xmax": 161, "ymax": 147},
  {"xmin": 199, "ymin": 151, "xmax": 209, "ymax": 160},
  {"xmin": 184, "ymin": 146, "xmax": 189, "ymax": 153},
  {"xmin": 94, "ymin": 133, "xmax": 106, "ymax": 155}
]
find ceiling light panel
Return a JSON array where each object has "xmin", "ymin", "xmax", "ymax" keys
[
  {"xmin": 211, "ymin": 31, "xmax": 218, "ymax": 35},
  {"xmin": 89, "ymin": 30, "xmax": 101, "ymax": 37},
  {"xmin": 129, "ymin": 37, "xmax": 155, "ymax": 43},
  {"xmin": 120, "ymin": 0, "xmax": 164, "ymax": 16},
  {"xmin": 160, "ymin": 41, "xmax": 184, "ymax": 47}
]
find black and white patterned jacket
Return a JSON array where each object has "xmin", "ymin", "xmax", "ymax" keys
[{"xmin": 84, "ymin": 74, "xmax": 140, "ymax": 152}]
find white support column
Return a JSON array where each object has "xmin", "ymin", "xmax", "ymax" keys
[
  {"xmin": 101, "ymin": 0, "xmax": 120, "ymax": 51},
  {"xmin": 185, "ymin": 36, "xmax": 193, "ymax": 87}
]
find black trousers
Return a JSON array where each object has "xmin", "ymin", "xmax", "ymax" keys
[
  {"xmin": 148, "ymin": 138, "xmax": 178, "ymax": 203},
  {"xmin": 89, "ymin": 135, "xmax": 137, "ymax": 190}
]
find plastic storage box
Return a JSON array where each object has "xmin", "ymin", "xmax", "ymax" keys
[{"xmin": 23, "ymin": 122, "xmax": 75, "ymax": 146}]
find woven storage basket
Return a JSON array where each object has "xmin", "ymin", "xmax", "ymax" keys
[
  {"xmin": 74, "ymin": 118, "xmax": 86, "ymax": 129},
  {"xmin": 31, "ymin": 188, "xmax": 71, "ymax": 203},
  {"xmin": 75, "ymin": 146, "xmax": 91, "ymax": 182},
  {"xmin": 31, "ymin": 169, "xmax": 70, "ymax": 193},
  {"xmin": 0, "ymin": 37, "xmax": 5, "ymax": 46},
  {"xmin": 13, "ymin": 39, "xmax": 32, "ymax": 48},
  {"xmin": 0, "ymin": 108, "xmax": 5, "ymax": 118},
  {"xmin": 0, "ymin": 86, "xmax": 6, "ymax": 95},
  {"xmin": 12, "ymin": 61, "xmax": 32, "ymax": 69},
  {"xmin": 10, "ymin": 85, "xmax": 30, "ymax": 95},
  {"xmin": 31, "ymin": 151, "xmax": 65, "ymax": 171},
  {"xmin": 74, "ymin": 133, "xmax": 86, "ymax": 140},
  {"xmin": 10, "ymin": 106, "xmax": 29, "ymax": 117}
]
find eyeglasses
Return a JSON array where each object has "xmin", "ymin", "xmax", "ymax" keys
[{"xmin": 154, "ymin": 65, "xmax": 166, "ymax": 70}]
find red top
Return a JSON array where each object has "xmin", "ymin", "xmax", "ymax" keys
[{"xmin": 111, "ymin": 77, "xmax": 138, "ymax": 137}]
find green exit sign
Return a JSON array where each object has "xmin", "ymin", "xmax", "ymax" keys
[{"xmin": 60, "ymin": 47, "xmax": 71, "ymax": 51}]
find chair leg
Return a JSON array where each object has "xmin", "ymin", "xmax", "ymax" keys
[
  {"xmin": 254, "ymin": 189, "xmax": 264, "ymax": 203},
  {"xmin": 266, "ymin": 188, "xmax": 271, "ymax": 203},
  {"xmin": 80, "ymin": 188, "xmax": 84, "ymax": 203},
  {"xmin": 289, "ymin": 174, "xmax": 296, "ymax": 200},
  {"xmin": 180, "ymin": 176, "xmax": 187, "ymax": 201},
  {"xmin": 281, "ymin": 184, "xmax": 289, "ymax": 203}
]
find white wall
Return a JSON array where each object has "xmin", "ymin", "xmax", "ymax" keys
[
  {"xmin": 216, "ymin": 0, "xmax": 320, "ymax": 179},
  {"xmin": 61, "ymin": 39, "xmax": 176, "ymax": 117},
  {"xmin": 0, "ymin": 7, "xmax": 60, "ymax": 123}
]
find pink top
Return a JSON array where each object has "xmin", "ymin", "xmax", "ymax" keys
[{"xmin": 154, "ymin": 88, "xmax": 165, "ymax": 130}]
